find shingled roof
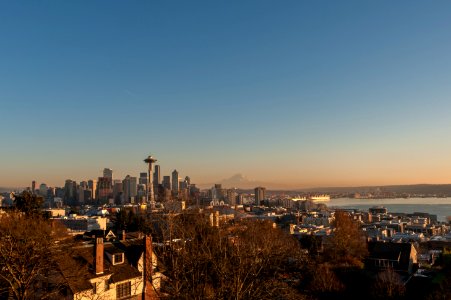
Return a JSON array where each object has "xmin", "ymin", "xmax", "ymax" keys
[
  {"xmin": 366, "ymin": 241, "xmax": 416, "ymax": 273},
  {"xmin": 57, "ymin": 239, "xmax": 145, "ymax": 294}
]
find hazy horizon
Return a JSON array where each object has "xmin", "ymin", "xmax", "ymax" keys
[
  {"xmin": 4, "ymin": 170, "xmax": 451, "ymax": 191},
  {"xmin": 2, "ymin": 1, "xmax": 451, "ymax": 187}
]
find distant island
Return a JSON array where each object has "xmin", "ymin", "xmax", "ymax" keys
[{"xmin": 217, "ymin": 184, "xmax": 451, "ymax": 199}]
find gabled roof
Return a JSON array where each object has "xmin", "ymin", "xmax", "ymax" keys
[
  {"xmin": 57, "ymin": 240, "xmax": 143, "ymax": 294},
  {"xmin": 367, "ymin": 242, "xmax": 414, "ymax": 271}
]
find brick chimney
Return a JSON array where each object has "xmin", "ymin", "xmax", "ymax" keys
[
  {"xmin": 121, "ymin": 230, "xmax": 126, "ymax": 241},
  {"xmin": 144, "ymin": 235, "xmax": 157, "ymax": 299},
  {"xmin": 94, "ymin": 237, "xmax": 104, "ymax": 275}
]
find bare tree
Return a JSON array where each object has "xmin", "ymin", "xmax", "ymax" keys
[
  {"xmin": 0, "ymin": 212, "xmax": 67, "ymax": 299},
  {"xmin": 307, "ymin": 263, "xmax": 344, "ymax": 295},
  {"xmin": 150, "ymin": 213, "xmax": 306, "ymax": 300},
  {"xmin": 371, "ymin": 268, "xmax": 405, "ymax": 299}
]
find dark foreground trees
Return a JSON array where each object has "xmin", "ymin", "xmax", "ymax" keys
[
  {"xmin": 371, "ymin": 268, "xmax": 405, "ymax": 299},
  {"xmin": 301, "ymin": 210, "xmax": 370, "ymax": 300},
  {"xmin": 12, "ymin": 191, "xmax": 44, "ymax": 216},
  {"xmin": 0, "ymin": 212, "xmax": 67, "ymax": 299},
  {"xmin": 325, "ymin": 210, "xmax": 368, "ymax": 266},
  {"xmin": 150, "ymin": 214, "xmax": 307, "ymax": 300}
]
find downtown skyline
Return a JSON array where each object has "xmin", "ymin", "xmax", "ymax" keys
[{"xmin": 2, "ymin": 1, "xmax": 451, "ymax": 188}]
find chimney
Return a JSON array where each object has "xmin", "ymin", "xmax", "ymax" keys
[
  {"xmin": 144, "ymin": 235, "xmax": 154, "ymax": 298},
  {"xmin": 94, "ymin": 237, "xmax": 104, "ymax": 275},
  {"xmin": 121, "ymin": 230, "xmax": 126, "ymax": 241}
]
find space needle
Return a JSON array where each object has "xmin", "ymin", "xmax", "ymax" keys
[{"xmin": 144, "ymin": 154, "xmax": 157, "ymax": 203}]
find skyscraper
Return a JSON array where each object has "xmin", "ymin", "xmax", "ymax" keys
[
  {"xmin": 123, "ymin": 175, "xmax": 138, "ymax": 203},
  {"xmin": 172, "ymin": 170, "xmax": 179, "ymax": 197},
  {"xmin": 113, "ymin": 180, "xmax": 123, "ymax": 202},
  {"xmin": 97, "ymin": 177, "xmax": 113, "ymax": 202},
  {"xmin": 79, "ymin": 181, "xmax": 88, "ymax": 189},
  {"xmin": 88, "ymin": 179, "xmax": 97, "ymax": 200},
  {"xmin": 64, "ymin": 179, "xmax": 77, "ymax": 205},
  {"xmin": 78, "ymin": 185, "xmax": 86, "ymax": 204},
  {"xmin": 39, "ymin": 183, "xmax": 48, "ymax": 197},
  {"xmin": 153, "ymin": 165, "xmax": 161, "ymax": 187},
  {"xmin": 103, "ymin": 168, "xmax": 113, "ymax": 179},
  {"xmin": 153, "ymin": 165, "xmax": 161, "ymax": 201},
  {"xmin": 139, "ymin": 172, "xmax": 147, "ymax": 185},
  {"xmin": 254, "ymin": 187, "xmax": 266, "ymax": 206},
  {"xmin": 162, "ymin": 176, "xmax": 171, "ymax": 190},
  {"xmin": 227, "ymin": 189, "xmax": 238, "ymax": 206}
]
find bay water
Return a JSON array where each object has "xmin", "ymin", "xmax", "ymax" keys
[{"xmin": 328, "ymin": 198, "xmax": 451, "ymax": 222}]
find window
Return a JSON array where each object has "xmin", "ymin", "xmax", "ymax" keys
[
  {"xmin": 104, "ymin": 279, "xmax": 110, "ymax": 291},
  {"xmin": 113, "ymin": 253, "xmax": 124, "ymax": 264},
  {"xmin": 116, "ymin": 281, "xmax": 131, "ymax": 299}
]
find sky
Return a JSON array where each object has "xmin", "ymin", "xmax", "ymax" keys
[{"xmin": 1, "ymin": 1, "xmax": 451, "ymax": 188}]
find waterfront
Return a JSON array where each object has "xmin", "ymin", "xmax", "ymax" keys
[{"xmin": 329, "ymin": 197, "xmax": 451, "ymax": 222}]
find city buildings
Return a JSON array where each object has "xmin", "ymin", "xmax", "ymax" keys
[
  {"xmin": 55, "ymin": 215, "xmax": 107, "ymax": 234},
  {"xmin": 162, "ymin": 176, "xmax": 171, "ymax": 190},
  {"xmin": 143, "ymin": 155, "xmax": 157, "ymax": 203},
  {"xmin": 103, "ymin": 168, "xmax": 113, "ymax": 179},
  {"xmin": 153, "ymin": 165, "xmax": 160, "ymax": 188},
  {"xmin": 113, "ymin": 180, "xmax": 123, "ymax": 204},
  {"xmin": 64, "ymin": 179, "xmax": 77, "ymax": 206},
  {"xmin": 123, "ymin": 175, "xmax": 138, "ymax": 204},
  {"xmin": 88, "ymin": 179, "xmax": 97, "ymax": 200},
  {"xmin": 171, "ymin": 169, "xmax": 179, "ymax": 197},
  {"xmin": 139, "ymin": 172, "xmax": 147, "ymax": 185},
  {"xmin": 39, "ymin": 183, "xmax": 47, "ymax": 198},
  {"xmin": 97, "ymin": 177, "xmax": 113, "ymax": 202},
  {"xmin": 254, "ymin": 187, "xmax": 266, "ymax": 206}
]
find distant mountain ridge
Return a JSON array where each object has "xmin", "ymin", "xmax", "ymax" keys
[
  {"xmin": 299, "ymin": 184, "xmax": 451, "ymax": 195},
  {"xmin": 198, "ymin": 175, "xmax": 451, "ymax": 195},
  {"xmin": 198, "ymin": 173, "xmax": 283, "ymax": 189}
]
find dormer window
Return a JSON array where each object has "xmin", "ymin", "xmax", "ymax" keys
[
  {"xmin": 105, "ymin": 247, "xmax": 125, "ymax": 265},
  {"xmin": 113, "ymin": 253, "xmax": 124, "ymax": 265}
]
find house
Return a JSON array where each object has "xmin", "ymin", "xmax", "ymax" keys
[
  {"xmin": 57, "ymin": 235, "xmax": 163, "ymax": 299},
  {"xmin": 366, "ymin": 241, "xmax": 418, "ymax": 274},
  {"xmin": 82, "ymin": 229, "xmax": 117, "ymax": 241},
  {"xmin": 54, "ymin": 215, "xmax": 107, "ymax": 234}
]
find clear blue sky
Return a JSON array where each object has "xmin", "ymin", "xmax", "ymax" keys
[{"xmin": 1, "ymin": 1, "xmax": 451, "ymax": 188}]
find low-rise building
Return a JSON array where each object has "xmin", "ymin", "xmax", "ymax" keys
[
  {"xmin": 366, "ymin": 241, "xmax": 418, "ymax": 274},
  {"xmin": 54, "ymin": 215, "xmax": 107, "ymax": 234}
]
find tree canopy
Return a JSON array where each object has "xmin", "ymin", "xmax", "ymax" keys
[
  {"xmin": 325, "ymin": 210, "xmax": 368, "ymax": 266},
  {"xmin": 12, "ymin": 191, "xmax": 44, "ymax": 216}
]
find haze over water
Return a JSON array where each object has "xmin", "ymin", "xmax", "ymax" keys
[{"xmin": 329, "ymin": 198, "xmax": 451, "ymax": 222}]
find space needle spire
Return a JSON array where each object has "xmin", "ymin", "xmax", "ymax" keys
[{"xmin": 144, "ymin": 154, "xmax": 157, "ymax": 204}]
